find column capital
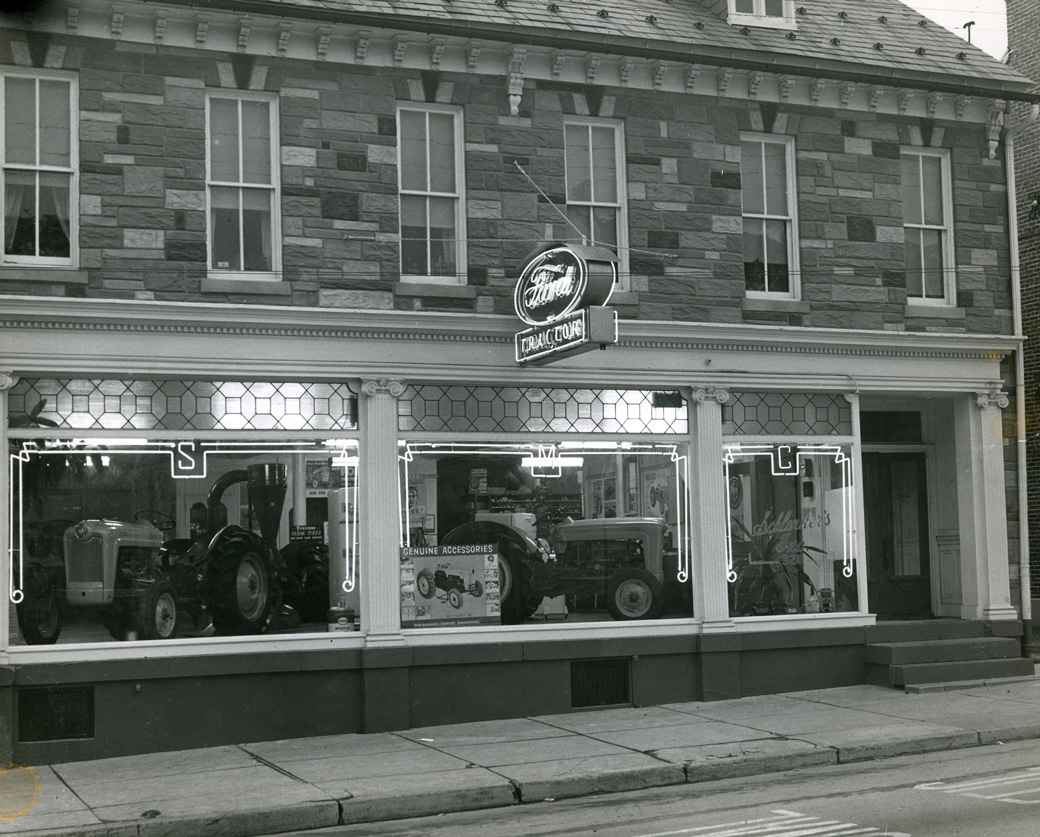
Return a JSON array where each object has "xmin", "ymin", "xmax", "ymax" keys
[
  {"xmin": 693, "ymin": 387, "xmax": 730, "ymax": 405},
  {"xmin": 976, "ymin": 386, "xmax": 1009, "ymax": 410},
  {"xmin": 0, "ymin": 372, "xmax": 18, "ymax": 392},
  {"xmin": 360, "ymin": 378, "xmax": 406, "ymax": 398}
]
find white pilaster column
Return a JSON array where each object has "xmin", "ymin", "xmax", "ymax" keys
[
  {"xmin": 689, "ymin": 387, "xmax": 735, "ymax": 632},
  {"xmin": 0, "ymin": 372, "xmax": 18, "ymax": 657},
  {"xmin": 955, "ymin": 389, "xmax": 1018, "ymax": 621},
  {"xmin": 358, "ymin": 377, "xmax": 406, "ymax": 646}
]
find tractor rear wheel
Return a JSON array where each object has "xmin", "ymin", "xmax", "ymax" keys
[
  {"xmin": 209, "ymin": 539, "xmax": 276, "ymax": 635},
  {"xmin": 17, "ymin": 565, "xmax": 63, "ymax": 645}
]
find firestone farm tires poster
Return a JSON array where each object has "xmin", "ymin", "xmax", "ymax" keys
[{"xmin": 400, "ymin": 544, "xmax": 501, "ymax": 627}]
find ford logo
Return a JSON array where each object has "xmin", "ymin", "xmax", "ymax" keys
[{"xmin": 513, "ymin": 243, "xmax": 617, "ymax": 326}]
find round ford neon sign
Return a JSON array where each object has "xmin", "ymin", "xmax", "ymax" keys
[{"xmin": 513, "ymin": 243, "xmax": 617, "ymax": 326}]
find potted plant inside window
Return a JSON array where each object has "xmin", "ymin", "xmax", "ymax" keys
[{"xmin": 728, "ymin": 516, "xmax": 825, "ymax": 616}]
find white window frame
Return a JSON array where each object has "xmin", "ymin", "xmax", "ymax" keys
[
  {"xmin": 397, "ymin": 103, "xmax": 466, "ymax": 285},
  {"xmin": 740, "ymin": 132, "xmax": 800, "ymax": 300},
  {"xmin": 205, "ymin": 90, "xmax": 281, "ymax": 282},
  {"xmin": 563, "ymin": 117, "xmax": 630, "ymax": 290},
  {"xmin": 0, "ymin": 69, "xmax": 78, "ymax": 268},
  {"xmin": 727, "ymin": 0, "xmax": 797, "ymax": 30},
  {"xmin": 901, "ymin": 147, "xmax": 956, "ymax": 307}
]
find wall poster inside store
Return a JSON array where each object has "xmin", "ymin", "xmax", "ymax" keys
[{"xmin": 400, "ymin": 544, "xmax": 501, "ymax": 627}]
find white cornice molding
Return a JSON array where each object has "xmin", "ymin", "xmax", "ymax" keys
[
  {"xmin": 0, "ymin": 296, "xmax": 1018, "ymax": 363},
  {"xmin": 1, "ymin": 0, "xmax": 1006, "ymax": 124}
]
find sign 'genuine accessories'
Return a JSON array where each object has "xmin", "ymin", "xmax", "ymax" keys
[{"xmin": 513, "ymin": 243, "xmax": 619, "ymax": 365}]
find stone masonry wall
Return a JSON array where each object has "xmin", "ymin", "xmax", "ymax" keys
[{"xmin": 0, "ymin": 34, "xmax": 1014, "ymax": 336}]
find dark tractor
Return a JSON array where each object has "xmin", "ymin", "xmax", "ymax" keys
[
  {"xmin": 441, "ymin": 516, "xmax": 687, "ymax": 623},
  {"xmin": 17, "ymin": 463, "xmax": 328, "ymax": 644}
]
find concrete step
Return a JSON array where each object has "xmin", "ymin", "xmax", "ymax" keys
[
  {"xmin": 864, "ymin": 620, "xmax": 987, "ymax": 644},
  {"xmin": 875, "ymin": 657, "xmax": 1036, "ymax": 688},
  {"xmin": 864, "ymin": 637, "xmax": 1022, "ymax": 666}
]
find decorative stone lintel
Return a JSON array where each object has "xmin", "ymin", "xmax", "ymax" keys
[
  {"xmin": 976, "ymin": 386, "xmax": 1009, "ymax": 409},
  {"xmin": 0, "ymin": 372, "xmax": 19, "ymax": 392},
  {"xmin": 361, "ymin": 378, "xmax": 407, "ymax": 398},
  {"xmin": 694, "ymin": 387, "xmax": 730, "ymax": 405}
]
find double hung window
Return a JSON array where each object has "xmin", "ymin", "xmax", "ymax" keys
[
  {"xmin": 740, "ymin": 134, "xmax": 798, "ymax": 298},
  {"xmin": 727, "ymin": 0, "xmax": 796, "ymax": 28},
  {"xmin": 901, "ymin": 148, "xmax": 954, "ymax": 304},
  {"xmin": 1, "ymin": 71, "xmax": 76, "ymax": 265},
  {"xmin": 398, "ymin": 105, "xmax": 465, "ymax": 284},
  {"xmin": 564, "ymin": 118, "xmax": 628, "ymax": 286},
  {"xmin": 206, "ymin": 92, "xmax": 280, "ymax": 279}
]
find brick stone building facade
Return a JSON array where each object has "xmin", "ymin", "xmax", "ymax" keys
[
  {"xmin": 1, "ymin": 0, "xmax": 1037, "ymax": 763},
  {"xmin": 1008, "ymin": 0, "xmax": 1040, "ymax": 637}
]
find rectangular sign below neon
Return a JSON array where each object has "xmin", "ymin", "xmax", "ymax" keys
[{"xmin": 515, "ymin": 307, "xmax": 618, "ymax": 365}]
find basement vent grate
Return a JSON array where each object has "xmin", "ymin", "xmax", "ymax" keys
[
  {"xmin": 19, "ymin": 685, "xmax": 95, "ymax": 742},
  {"xmin": 571, "ymin": 658, "xmax": 630, "ymax": 708}
]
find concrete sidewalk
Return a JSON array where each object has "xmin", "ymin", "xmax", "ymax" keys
[{"xmin": 3, "ymin": 674, "xmax": 1038, "ymax": 837}]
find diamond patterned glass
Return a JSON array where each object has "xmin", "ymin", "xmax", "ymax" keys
[
  {"xmin": 722, "ymin": 392, "xmax": 851, "ymax": 436},
  {"xmin": 399, "ymin": 386, "xmax": 687, "ymax": 434},
  {"xmin": 8, "ymin": 379, "xmax": 357, "ymax": 431}
]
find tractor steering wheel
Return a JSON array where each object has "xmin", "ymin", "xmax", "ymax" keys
[{"xmin": 134, "ymin": 509, "xmax": 176, "ymax": 532}]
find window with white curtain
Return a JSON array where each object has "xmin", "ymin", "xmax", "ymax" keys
[
  {"xmin": 206, "ymin": 91, "xmax": 280, "ymax": 280},
  {"xmin": 901, "ymin": 147, "xmax": 954, "ymax": 305},
  {"xmin": 740, "ymin": 133, "xmax": 799, "ymax": 298},
  {"xmin": 564, "ymin": 118, "xmax": 629, "ymax": 288},
  {"xmin": 1, "ymin": 71, "xmax": 77, "ymax": 265},
  {"xmin": 398, "ymin": 104, "xmax": 465, "ymax": 284}
]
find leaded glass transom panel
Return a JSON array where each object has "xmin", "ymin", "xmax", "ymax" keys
[
  {"xmin": 9, "ymin": 379, "xmax": 357, "ymax": 431},
  {"xmin": 722, "ymin": 392, "xmax": 851, "ymax": 436},
  {"xmin": 399, "ymin": 386, "xmax": 687, "ymax": 434}
]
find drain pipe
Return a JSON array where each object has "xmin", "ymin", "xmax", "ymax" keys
[{"xmin": 1005, "ymin": 102, "xmax": 1039, "ymax": 656}]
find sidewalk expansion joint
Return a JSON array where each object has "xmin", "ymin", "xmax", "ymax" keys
[{"xmin": 236, "ymin": 745, "xmax": 310, "ymax": 784}]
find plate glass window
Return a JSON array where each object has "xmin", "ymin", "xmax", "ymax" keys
[
  {"xmin": 901, "ymin": 149, "xmax": 953, "ymax": 304},
  {"xmin": 2, "ymin": 73, "xmax": 75, "ymax": 264},
  {"xmin": 740, "ymin": 135, "xmax": 798, "ymax": 297},
  {"xmin": 207, "ymin": 93, "xmax": 279, "ymax": 278},
  {"xmin": 728, "ymin": 0, "xmax": 796, "ymax": 28},
  {"xmin": 564, "ymin": 119, "xmax": 628, "ymax": 287},
  {"xmin": 398, "ymin": 106, "xmax": 465, "ymax": 283}
]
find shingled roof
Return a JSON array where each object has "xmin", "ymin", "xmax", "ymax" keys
[{"xmin": 198, "ymin": 0, "xmax": 1035, "ymax": 99}]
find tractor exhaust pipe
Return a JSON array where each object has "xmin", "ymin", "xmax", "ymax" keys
[{"xmin": 206, "ymin": 463, "xmax": 287, "ymax": 548}]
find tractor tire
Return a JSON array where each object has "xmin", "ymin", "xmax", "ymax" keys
[
  {"xmin": 208, "ymin": 534, "xmax": 277, "ymax": 635},
  {"xmin": 468, "ymin": 580, "xmax": 484, "ymax": 599},
  {"xmin": 136, "ymin": 579, "xmax": 179, "ymax": 640},
  {"xmin": 16, "ymin": 565, "xmax": 63, "ymax": 645},
  {"xmin": 497, "ymin": 552, "xmax": 540, "ymax": 624},
  {"xmin": 447, "ymin": 588, "xmax": 464, "ymax": 609},
  {"xmin": 606, "ymin": 568, "xmax": 664, "ymax": 621},
  {"xmin": 416, "ymin": 569, "xmax": 436, "ymax": 599}
]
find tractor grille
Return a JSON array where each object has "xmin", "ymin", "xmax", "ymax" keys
[{"xmin": 66, "ymin": 537, "xmax": 104, "ymax": 583}]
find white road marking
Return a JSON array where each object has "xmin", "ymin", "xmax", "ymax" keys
[
  {"xmin": 630, "ymin": 809, "xmax": 910, "ymax": 837},
  {"xmin": 915, "ymin": 766, "xmax": 1040, "ymax": 805}
]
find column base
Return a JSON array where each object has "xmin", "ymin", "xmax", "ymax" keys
[
  {"xmin": 982, "ymin": 606, "xmax": 1021, "ymax": 621},
  {"xmin": 364, "ymin": 631, "xmax": 406, "ymax": 647},
  {"xmin": 700, "ymin": 618, "xmax": 737, "ymax": 634}
]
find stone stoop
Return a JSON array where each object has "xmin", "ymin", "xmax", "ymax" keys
[{"xmin": 864, "ymin": 620, "xmax": 1034, "ymax": 688}]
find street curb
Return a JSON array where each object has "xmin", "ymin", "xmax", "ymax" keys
[{"xmin": 16, "ymin": 729, "xmax": 1040, "ymax": 837}]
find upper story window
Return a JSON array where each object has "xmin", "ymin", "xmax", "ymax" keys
[
  {"xmin": 740, "ymin": 133, "xmax": 799, "ymax": 299},
  {"xmin": 1, "ymin": 71, "xmax": 77, "ymax": 266},
  {"xmin": 206, "ymin": 91, "xmax": 280, "ymax": 280},
  {"xmin": 727, "ymin": 0, "xmax": 796, "ymax": 29},
  {"xmin": 564, "ymin": 118, "xmax": 629, "ymax": 288},
  {"xmin": 398, "ymin": 104, "xmax": 466, "ymax": 284},
  {"xmin": 901, "ymin": 148, "xmax": 954, "ymax": 305}
]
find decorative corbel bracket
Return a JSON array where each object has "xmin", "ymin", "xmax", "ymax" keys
[
  {"xmin": 551, "ymin": 50, "xmax": 565, "ymax": 79},
  {"xmin": 430, "ymin": 39, "xmax": 445, "ymax": 70},
  {"xmin": 195, "ymin": 15, "xmax": 209, "ymax": 47},
  {"xmin": 747, "ymin": 71, "xmax": 762, "ymax": 98},
  {"xmin": 652, "ymin": 61, "xmax": 667, "ymax": 91},
  {"xmin": 809, "ymin": 77, "xmax": 825, "ymax": 105},
  {"xmin": 955, "ymin": 94, "xmax": 969, "ymax": 119},
  {"xmin": 585, "ymin": 54, "xmax": 600, "ymax": 85},
  {"xmin": 154, "ymin": 9, "xmax": 167, "ymax": 43},
  {"xmin": 867, "ymin": 86, "xmax": 881, "ymax": 111},
  {"xmin": 927, "ymin": 91, "xmax": 942, "ymax": 116},
  {"xmin": 987, "ymin": 100, "xmax": 1005, "ymax": 159},
  {"xmin": 355, "ymin": 30, "xmax": 370, "ymax": 64},
  {"xmin": 111, "ymin": 5, "xmax": 124, "ymax": 38},
  {"xmin": 716, "ymin": 68, "xmax": 731, "ymax": 96},
  {"xmin": 277, "ymin": 23, "xmax": 292, "ymax": 57},
  {"xmin": 778, "ymin": 75, "xmax": 792, "ymax": 102},
  {"xmin": 508, "ymin": 46, "xmax": 527, "ymax": 115},
  {"xmin": 619, "ymin": 57, "xmax": 633, "ymax": 86},
  {"xmin": 392, "ymin": 35, "xmax": 408, "ymax": 68},
  {"xmin": 897, "ymin": 89, "xmax": 914, "ymax": 113},
  {"xmin": 67, "ymin": 3, "xmax": 79, "ymax": 32},
  {"xmin": 237, "ymin": 17, "xmax": 251, "ymax": 52},
  {"xmin": 839, "ymin": 82, "xmax": 855, "ymax": 107},
  {"xmin": 468, "ymin": 41, "xmax": 482, "ymax": 73},
  {"xmin": 684, "ymin": 64, "xmax": 699, "ymax": 93},
  {"xmin": 316, "ymin": 26, "xmax": 331, "ymax": 60}
]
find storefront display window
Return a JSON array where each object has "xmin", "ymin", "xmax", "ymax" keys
[
  {"xmin": 724, "ymin": 443, "xmax": 856, "ymax": 617},
  {"xmin": 7, "ymin": 379, "xmax": 359, "ymax": 647},
  {"xmin": 399, "ymin": 441, "xmax": 691, "ymax": 626}
]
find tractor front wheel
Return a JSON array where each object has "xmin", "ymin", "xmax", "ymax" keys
[
  {"xmin": 606, "ymin": 569, "xmax": 664, "ymax": 621},
  {"xmin": 137, "ymin": 579, "xmax": 179, "ymax": 640}
]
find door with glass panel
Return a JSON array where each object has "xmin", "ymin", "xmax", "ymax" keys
[{"xmin": 863, "ymin": 452, "xmax": 933, "ymax": 618}]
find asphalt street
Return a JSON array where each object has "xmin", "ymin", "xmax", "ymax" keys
[{"xmin": 277, "ymin": 739, "xmax": 1040, "ymax": 837}]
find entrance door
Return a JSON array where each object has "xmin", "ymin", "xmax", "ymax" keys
[{"xmin": 863, "ymin": 452, "xmax": 933, "ymax": 618}]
